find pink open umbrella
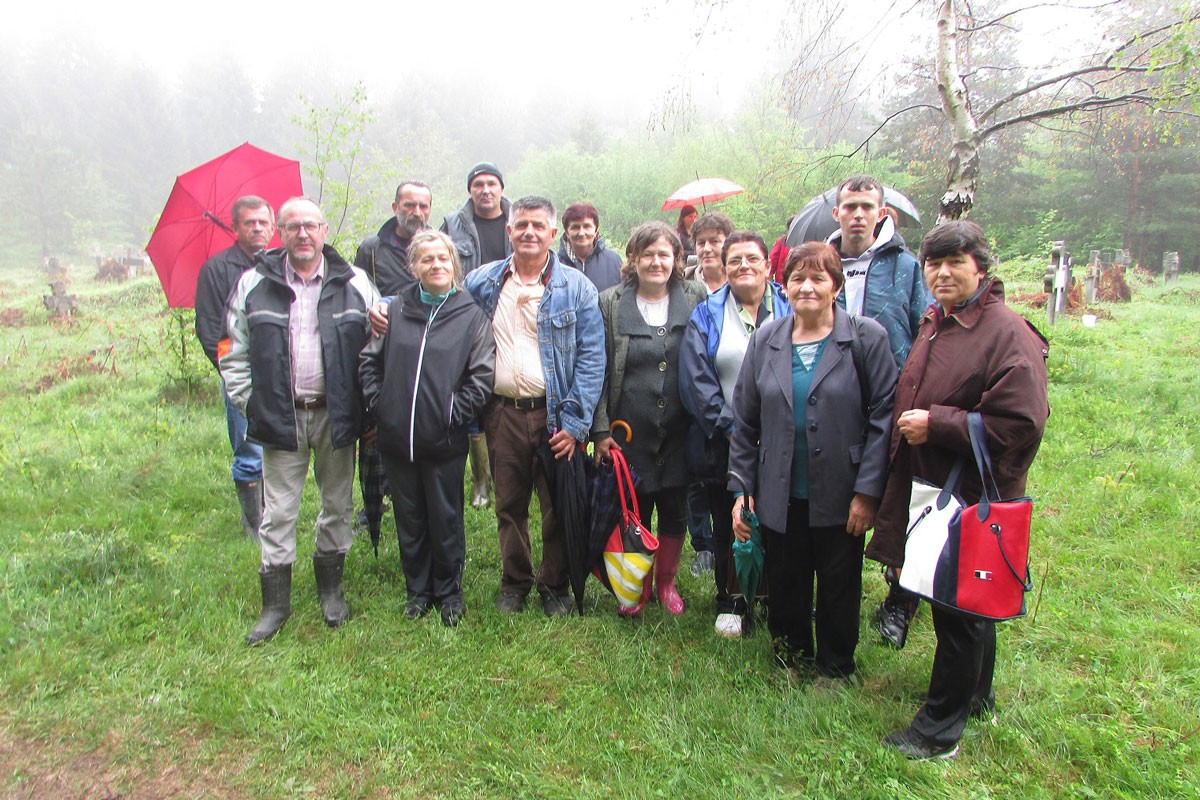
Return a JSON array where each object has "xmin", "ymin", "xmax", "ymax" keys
[
  {"xmin": 146, "ymin": 143, "xmax": 303, "ymax": 308},
  {"xmin": 662, "ymin": 177, "xmax": 745, "ymax": 211}
]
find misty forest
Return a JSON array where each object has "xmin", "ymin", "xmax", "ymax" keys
[{"xmin": 3, "ymin": 1, "xmax": 1197, "ymax": 277}]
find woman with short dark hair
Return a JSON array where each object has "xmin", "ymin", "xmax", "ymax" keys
[
  {"xmin": 868, "ymin": 220, "xmax": 1049, "ymax": 759},
  {"xmin": 729, "ymin": 242, "xmax": 897, "ymax": 678}
]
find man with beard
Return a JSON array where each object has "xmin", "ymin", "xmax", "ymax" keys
[
  {"xmin": 356, "ymin": 181, "xmax": 433, "ymax": 295},
  {"xmin": 353, "ymin": 181, "xmax": 434, "ymax": 537}
]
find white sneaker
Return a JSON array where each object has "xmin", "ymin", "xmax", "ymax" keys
[{"xmin": 714, "ymin": 613, "xmax": 743, "ymax": 638}]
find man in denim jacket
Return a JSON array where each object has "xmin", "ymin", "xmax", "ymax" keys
[{"xmin": 463, "ymin": 196, "xmax": 605, "ymax": 617}]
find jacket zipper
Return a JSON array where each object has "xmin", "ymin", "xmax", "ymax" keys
[{"xmin": 408, "ymin": 297, "xmax": 448, "ymax": 462}]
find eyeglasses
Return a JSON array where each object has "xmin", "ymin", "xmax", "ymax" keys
[
  {"xmin": 726, "ymin": 255, "xmax": 765, "ymax": 268},
  {"xmin": 282, "ymin": 220, "xmax": 325, "ymax": 234}
]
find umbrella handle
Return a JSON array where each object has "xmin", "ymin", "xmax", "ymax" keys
[
  {"xmin": 610, "ymin": 419, "xmax": 632, "ymax": 444},
  {"xmin": 203, "ymin": 210, "xmax": 233, "ymax": 234},
  {"xmin": 727, "ymin": 470, "xmax": 751, "ymax": 499}
]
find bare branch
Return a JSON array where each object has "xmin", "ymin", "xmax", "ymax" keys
[{"xmin": 982, "ymin": 92, "xmax": 1158, "ymax": 138}]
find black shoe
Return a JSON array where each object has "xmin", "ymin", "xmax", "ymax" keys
[
  {"xmin": 875, "ymin": 600, "xmax": 911, "ymax": 649},
  {"xmin": 495, "ymin": 592, "xmax": 526, "ymax": 614},
  {"xmin": 405, "ymin": 599, "xmax": 432, "ymax": 620},
  {"xmin": 540, "ymin": 591, "xmax": 573, "ymax": 618},
  {"xmin": 882, "ymin": 728, "xmax": 959, "ymax": 761},
  {"xmin": 441, "ymin": 600, "xmax": 466, "ymax": 627}
]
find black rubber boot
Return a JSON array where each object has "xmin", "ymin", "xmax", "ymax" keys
[
  {"xmin": 246, "ymin": 564, "xmax": 291, "ymax": 644},
  {"xmin": 234, "ymin": 479, "xmax": 263, "ymax": 540},
  {"xmin": 313, "ymin": 552, "xmax": 351, "ymax": 628}
]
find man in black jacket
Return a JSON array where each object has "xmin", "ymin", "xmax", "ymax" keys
[
  {"xmin": 193, "ymin": 196, "xmax": 273, "ymax": 540},
  {"xmin": 222, "ymin": 197, "xmax": 380, "ymax": 644},
  {"xmin": 355, "ymin": 181, "xmax": 433, "ymax": 295}
]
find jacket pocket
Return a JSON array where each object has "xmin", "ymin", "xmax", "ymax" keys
[{"xmin": 549, "ymin": 309, "xmax": 577, "ymax": 355}]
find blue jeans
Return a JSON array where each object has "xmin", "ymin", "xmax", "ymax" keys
[{"xmin": 223, "ymin": 379, "xmax": 263, "ymax": 482}]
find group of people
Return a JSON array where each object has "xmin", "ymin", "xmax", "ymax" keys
[{"xmin": 193, "ymin": 168, "xmax": 1049, "ymax": 761}]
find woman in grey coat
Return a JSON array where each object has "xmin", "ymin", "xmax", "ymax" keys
[
  {"xmin": 592, "ymin": 221, "xmax": 706, "ymax": 616},
  {"xmin": 729, "ymin": 242, "xmax": 897, "ymax": 679}
]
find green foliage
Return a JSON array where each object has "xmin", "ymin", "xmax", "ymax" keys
[
  {"xmin": 291, "ymin": 83, "xmax": 400, "ymax": 258},
  {"xmin": 1, "ymin": 260, "xmax": 1199, "ymax": 796}
]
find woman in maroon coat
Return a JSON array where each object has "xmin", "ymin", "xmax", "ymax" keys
[{"xmin": 866, "ymin": 220, "xmax": 1049, "ymax": 760}]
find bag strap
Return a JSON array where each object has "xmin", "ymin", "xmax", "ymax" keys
[
  {"xmin": 967, "ymin": 411, "xmax": 1004, "ymax": 519},
  {"xmin": 990, "ymin": 521, "xmax": 1034, "ymax": 591},
  {"xmin": 611, "ymin": 449, "xmax": 642, "ymax": 520},
  {"xmin": 937, "ymin": 458, "xmax": 966, "ymax": 509}
]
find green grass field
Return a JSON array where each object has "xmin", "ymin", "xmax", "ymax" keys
[{"xmin": 1, "ymin": 264, "xmax": 1198, "ymax": 798}]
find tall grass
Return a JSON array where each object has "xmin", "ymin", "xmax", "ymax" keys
[{"xmin": 1, "ymin": 267, "xmax": 1197, "ymax": 798}]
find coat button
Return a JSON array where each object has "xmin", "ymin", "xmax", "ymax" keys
[
  {"xmin": 658, "ymin": 361, "xmax": 667, "ymax": 372},
  {"xmin": 657, "ymin": 427, "xmax": 666, "ymax": 438},
  {"xmin": 657, "ymin": 398, "xmax": 667, "ymax": 408},
  {"xmin": 657, "ymin": 326, "xmax": 667, "ymax": 336},
  {"xmin": 655, "ymin": 457, "xmax": 664, "ymax": 466},
  {"xmin": 814, "ymin": 448, "xmax": 822, "ymax": 456},
  {"xmin": 809, "ymin": 421, "xmax": 818, "ymax": 431},
  {"xmin": 808, "ymin": 395, "xmax": 817, "ymax": 405}
]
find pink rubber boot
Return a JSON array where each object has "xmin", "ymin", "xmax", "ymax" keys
[{"xmin": 655, "ymin": 535, "xmax": 686, "ymax": 615}]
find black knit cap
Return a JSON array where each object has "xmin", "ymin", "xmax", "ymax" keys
[{"xmin": 466, "ymin": 162, "xmax": 504, "ymax": 191}]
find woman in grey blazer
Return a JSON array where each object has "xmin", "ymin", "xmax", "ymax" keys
[{"xmin": 729, "ymin": 242, "xmax": 897, "ymax": 680}]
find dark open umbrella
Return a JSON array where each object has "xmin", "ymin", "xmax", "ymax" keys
[
  {"xmin": 537, "ymin": 402, "xmax": 591, "ymax": 614},
  {"xmin": 728, "ymin": 470, "xmax": 764, "ymax": 634},
  {"xmin": 145, "ymin": 142, "xmax": 302, "ymax": 308},
  {"xmin": 785, "ymin": 185, "xmax": 921, "ymax": 247}
]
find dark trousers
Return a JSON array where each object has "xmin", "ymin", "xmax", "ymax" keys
[
  {"xmin": 910, "ymin": 607, "xmax": 997, "ymax": 747},
  {"xmin": 380, "ymin": 452, "xmax": 467, "ymax": 604},
  {"xmin": 685, "ymin": 481, "xmax": 714, "ymax": 553},
  {"xmin": 705, "ymin": 483, "xmax": 743, "ymax": 614},
  {"xmin": 636, "ymin": 485, "xmax": 687, "ymax": 539},
  {"xmin": 484, "ymin": 402, "xmax": 565, "ymax": 596},
  {"xmin": 764, "ymin": 500, "xmax": 864, "ymax": 678}
]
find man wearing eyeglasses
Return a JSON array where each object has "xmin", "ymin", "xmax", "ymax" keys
[
  {"xmin": 194, "ymin": 196, "xmax": 273, "ymax": 542},
  {"xmin": 222, "ymin": 197, "xmax": 380, "ymax": 644},
  {"xmin": 826, "ymin": 174, "xmax": 932, "ymax": 651}
]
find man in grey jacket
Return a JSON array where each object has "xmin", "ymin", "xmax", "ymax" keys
[{"xmin": 441, "ymin": 162, "xmax": 512, "ymax": 508}]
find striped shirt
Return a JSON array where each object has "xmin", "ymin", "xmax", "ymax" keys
[{"xmin": 285, "ymin": 255, "xmax": 326, "ymax": 399}]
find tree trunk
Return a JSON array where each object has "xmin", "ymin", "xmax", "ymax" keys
[{"xmin": 934, "ymin": 0, "xmax": 981, "ymax": 222}]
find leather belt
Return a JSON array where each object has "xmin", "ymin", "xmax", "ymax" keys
[
  {"xmin": 294, "ymin": 396, "xmax": 327, "ymax": 409},
  {"xmin": 494, "ymin": 394, "xmax": 547, "ymax": 411}
]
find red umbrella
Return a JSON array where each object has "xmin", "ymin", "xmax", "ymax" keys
[
  {"xmin": 661, "ymin": 177, "xmax": 745, "ymax": 211},
  {"xmin": 145, "ymin": 143, "xmax": 303, "ymax": 308}
]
